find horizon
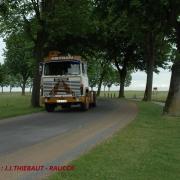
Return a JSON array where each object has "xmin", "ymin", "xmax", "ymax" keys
[{"xmin": 0, "ymin": 38, "xmax": 171, "ymax": 92}]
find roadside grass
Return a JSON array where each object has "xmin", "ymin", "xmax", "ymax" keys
[
  {"xmin": 0, "ymin": 92, "xmax": 43, "ymax": 120},
  {"xmin": 50, "ymin": 102, "xmax": 180, "ymax": 180},
  {"xmin": 100, "ymin": 90, "xmax": 168, "ymax": 102}
]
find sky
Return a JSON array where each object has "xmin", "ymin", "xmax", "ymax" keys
[
  {"xmin": 0, "ymin": 38, "xmax": 4, "ymax": 64},
  {"xmin": 0, "ymin": 38, "xmax": 171, "ymax": 92}
]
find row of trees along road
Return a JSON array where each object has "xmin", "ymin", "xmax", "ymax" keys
[
  {"xmin": 0, "ymin": 0, "xmax": 179, "ymax": 116},
  {"xmin": 85, "ymin": 51, "xmax": 132, "ymax": 97},
  {"xmin": 0, "ymin": 63, "xmax": 33, "ymax": 94}
]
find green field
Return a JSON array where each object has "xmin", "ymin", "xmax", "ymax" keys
[
  {"xmin": 100, "ymin": 90, "xmax": 168, "ymax": 102},
  {"xmin": 50, "ymin": 102, "xmax": 180, "ymax": 180},
  {"xmin": 0, "ymin": 93, "xmax": 43, "ymax": 120}
]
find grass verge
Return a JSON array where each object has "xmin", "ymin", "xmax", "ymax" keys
[
  {"xmin": 0, "ymin": 93, "xmax": 43, "ymax": 120},
  {"xmin": 50, "ymin": 102, "xmax": 180, "ymax": 180}
]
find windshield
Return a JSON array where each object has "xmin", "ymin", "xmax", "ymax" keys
[{"xmin": 44, "ymin": 61, "xmax": 80, "ymax": 76}]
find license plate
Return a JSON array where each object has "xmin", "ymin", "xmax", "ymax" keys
[{"xmin": 57, "ymin": 100, "xmax": 67, "ymax": 103}]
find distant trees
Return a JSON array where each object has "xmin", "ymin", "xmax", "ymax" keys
[
  {"xmin": 86, "ymin": 53, "xmax": 103, "ymax": 91},
  {"xmin": 5, "ymin": 75, "xmax": 18, "ymax": 93},
  {"xmin": 0, "ymin": 63, "xmax": 32, "ymax": 94},
  {"xmin": 0, "ymin": 63, "xmax": 7, "ymax": 92},
  {"xmin": 86, "ymin": 51, "xmax": 132, "ymax": 96},
  {"xmin": 3, "ymin": 32, "xmax": 33, "ymax": 95},
  {"xmin": 0, "ymin": 64, "xmax": 4, "ymax": 85},
  {"xmin": 102, "ymin": 66, "xmax": 132, "ymax": 98},
  {"xmin": 86, "ymin": 52, "xmax": 115, "ymax": 96},
  {"xmin": 102, "ymin": 67, "xmax": 118, "ymax": 92}
]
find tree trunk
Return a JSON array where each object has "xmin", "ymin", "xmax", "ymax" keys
[
  {"xmin": 21, "ymin": 83, "xmax": 26, "ymax": 96},
  {"xmin": 119, "ymin": 79, "xmax": 125, "ymax": 98},
  {"xmin": 143, "ymin": 82, "xmax": 148, "ymax": 99},
  {"xmin": 31, "ymin": 31, "xmax": 44, "ymax": 107},
  {"xmin": 31, "ymin": 46, "xmax": 42, "ymax": 107},
  {"xmin": 118, "ymin": 60, "xmax": 127, "ymax": 98},
  {"xmin": 1, "ymin": 86, "xmax": 3, "ymax": 93},
  {"xmin": 114, "ymin": 54, "xmax": 128, "ymax": 99},
  {"xmin": 119, "ymin": 69, "xmax": 127, "ymax": 98},
  {"xmin": 30, "ymin": 0, "xmax": 50, "ymax": 107},
  {"xmin": 97, "ymin": 71, "xmax": 105, "ymax": 97},
  {"xmin": 10, "ymin": 85, "xmax": 12, "ymax": 93},
  {"xmin": 164, "ymin": 23, "xmax": 180, "ymax": 116},
  {"xmin": 143, "ymin": 32, "xmax": 155, "ymax": 101},
  {"xmin": 163, "ymin": 61, "xmax": 180, "ymax": 116}
]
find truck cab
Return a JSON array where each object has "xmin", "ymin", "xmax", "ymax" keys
[{"xmin": 40, "ymin": 51, "xmax": 96, "ymax": 112}]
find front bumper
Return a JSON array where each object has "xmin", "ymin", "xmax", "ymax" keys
[{"xmin": 41, "ymin": 96, "xmax": 85, "ymax": 104}]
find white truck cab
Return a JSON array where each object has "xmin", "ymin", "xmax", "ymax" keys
[{"xmin": 40, "ymin": 51, "xmax": 96, "ymax": 112}]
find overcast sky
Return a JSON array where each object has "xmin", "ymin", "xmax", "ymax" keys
[
  {"xmin": 0, "ymin": 38, "xmax": 4, "ymax": 64},
  {"xmin": 0, "ymin": 38, "xmax": 171, "ymax": 91}
]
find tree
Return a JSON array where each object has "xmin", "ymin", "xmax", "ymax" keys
[
  {"xmin": 0, "ymin": 63, "xmax": 8, "ymax": 93},
  {"xmin": 0, "ymin": 0, "xmax": 93, "ymax": 106},
  {"xmin": 0, "ymin": 63, "xmax": 3, "ymax": 84},
  {"xmin": 85, "ymin": 51, "xmax": 111, "ymax": 96},
  {"xmin": 95, "ymin": 57, "xmax": 112, "ymax": 96},
  {"xmin": 4, "ymin": 32, "xmax": 33, "ymax": 95},
  {"xmin": 103, "ymin": 66, "xmax": 117, "ymax": 92},
  {"xmin": 143, "ymin": 35, "xmax": 172, "ymax": 101},
  {"xmin": 0, "ymin": 0, "xmax": 7, "ymax": 15},
  {"xmin": 123, "ymin": 0, "xmax": 170, "ymax": 101},
  {"xmin": 163, "ymin": 0, "xmax": 180, "ymax": 116},
  {"xmin": 0, "ymin": 0, "xmax": 51, "ymax": 104},
  {"xmin": 113, "ymin": 43, "xmax": 140, "ymax": 98},
  {"xmin": 6, "ymin": 75, "xmax": 19, "ymax": 93},
  {"xmin": 93, "ymin": 0, "xmax": 143, "ymax": 98},
  {"xmin": 87, "ymin": 56, "xmax": 100, "ymax": 90},
  {"xmin": 15, "ymin": 75, "xmax": 32, "ymax": 95}
]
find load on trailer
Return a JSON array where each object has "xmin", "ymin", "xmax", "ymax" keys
[{"xmin": 40, "ymin": 51, "xmax": 96, "ymax": 112}]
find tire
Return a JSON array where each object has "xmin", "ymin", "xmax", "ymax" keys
[
  {"xmin": 61, "ymin": 104, "xmax": 71, "ymax": 109},
  {"xmin": 81, "ymin": 97, "xmax": 89, "ymax": 111},
  {"xmin": 92, "ymin": 93, "xmax": 96, "ymax": 107},
  {"xmin": 45, "ymin": 103, "xmax": 56, "ymax": 112},
  {"xmin": 91, "ymin": 101, "xmax": 96, "ymax": 107}
]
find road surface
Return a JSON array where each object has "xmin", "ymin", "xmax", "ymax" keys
[{"xmin": 0, "ymin": 99, "xmax": 137, "ymax": 180}]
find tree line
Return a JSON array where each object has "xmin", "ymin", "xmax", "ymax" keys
[{"xmin": 0, "ymin": 0, "xmax": 179, "ymax": 116}]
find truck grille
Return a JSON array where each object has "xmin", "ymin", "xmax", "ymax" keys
[{"xmin": 43, "ymin": 79, "xmax": 81, "ymax": 97}]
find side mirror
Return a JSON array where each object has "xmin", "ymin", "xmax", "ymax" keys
[{"xmin": 39, "ymin": 63, "xmax": 43, "ymax": 75}]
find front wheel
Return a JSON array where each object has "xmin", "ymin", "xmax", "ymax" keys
[
  {"xmin": 45, "ymin": 103, "xmax": 56, "ymax": 112},
  {"xmin": 81, "ymin": 97, "xmax": 89, "ymax": 111},
  {"xmin": 61, "ymin": 103, "xmax": 71, "ymax": 109},
  {"xmin": 91, "ymin": 92, "xmax": 96, "ymax": 107}
]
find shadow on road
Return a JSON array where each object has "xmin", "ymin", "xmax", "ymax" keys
[{"xmin": 54, "ymin": 105, "xmax": 95, "ymax": 113}]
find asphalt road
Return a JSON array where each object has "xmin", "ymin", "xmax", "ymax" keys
[{"xmin": 0, "ymin": 99, "xmax": 137, "ymax": 180}]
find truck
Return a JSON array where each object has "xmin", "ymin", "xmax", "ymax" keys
[{"xmin": 40, "ymin": 51, "xmax": 96, "ymax": 112}]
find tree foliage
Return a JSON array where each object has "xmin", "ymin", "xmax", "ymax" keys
[
  {"xmin": 0, "ymin": 0, "xmax": 93, "ymax": 105},
  {"xmin": 0, "ymin": 63, "xmax": 8, "ymax": 92},
  {"xmin": 4, "ymin": 31, "xmax": 33, "ymax": 95},
  {"xmin": 0, "ymin": 0, "xmax": 179, "ymax": 115}
]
